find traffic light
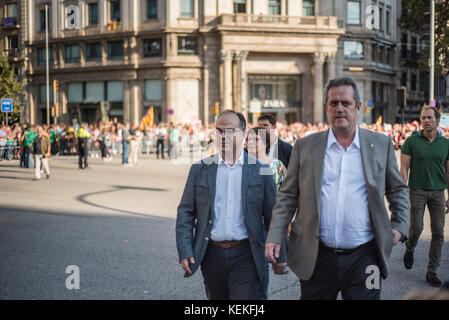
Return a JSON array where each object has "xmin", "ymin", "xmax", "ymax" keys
[
  {"xmin": 213, "ymin": 101, "xmax": 220, "ymax": 115},
  {"xmin": 53, "ymin": 79, "xmax": 58, "ymax": 93},
  {"xmin": 55, "ymin": 103, "xmax": 61, "ymax": 117}
]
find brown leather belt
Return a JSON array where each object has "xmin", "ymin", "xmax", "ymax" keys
[{"xmin": 210, "ymin": 238, "xmax": 249, "ymax": 249}]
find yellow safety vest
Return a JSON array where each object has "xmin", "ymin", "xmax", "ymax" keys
[{"xmin": 77, "ymin": 128, "xmax": 91, "ymax": 139}]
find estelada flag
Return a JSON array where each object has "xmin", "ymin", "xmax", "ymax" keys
[
  {"xmin": 364, "ymin": 99, "xmax": 374, "ymax": 115},
  {"xmin": 376, "ymin": 115, "xmax": 382, "ymax": 125},
  {"xmin": 141, "ymin": 106, "xmax": 154, "ymax": 128}
]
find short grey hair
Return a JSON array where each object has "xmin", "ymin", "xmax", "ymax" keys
[{"xmin": 324, "ymin": 77, "xmax": 361, "ymax": 105}]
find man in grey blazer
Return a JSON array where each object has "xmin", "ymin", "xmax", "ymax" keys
[
  {"xmin": 176, "ymin": 110, "xmax": 278, "ymax": 300},
  {"xmin": 266, "ymin": 77, "xmax": 410, "ymax": 300}
]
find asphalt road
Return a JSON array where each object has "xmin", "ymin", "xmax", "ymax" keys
[{"xmin": 0, "ymin": 152, "xmax": 448, "ymax": 300}]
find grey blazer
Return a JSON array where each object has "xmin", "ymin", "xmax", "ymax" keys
[
  {"xmin": 176, "ymin": 152, "xmax": 277, "ymax": 281},
  {"xmin": 266, "ymin": 128, "xmax": 410, "ymax": 280}
]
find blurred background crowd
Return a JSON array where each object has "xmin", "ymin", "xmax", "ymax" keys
[{"xmin": 0, "ymin": 118, "xmax": 445, "ymax": 163}]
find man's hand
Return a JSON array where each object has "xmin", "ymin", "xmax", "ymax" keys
[
  {"xmin": 446, "ymin": 199, "xmax": 449, "ymax": 214},
  {"xmin": 180, "ymin": 257, "xmax": 195, "ymax": 275},
  {"xmin": 265, "ymin": 242, "xmax": 281, "ymax": 264},
  {"xmin": 392, "ymin": 229, "xmax": 402, "ymax": 245},
  {"xmin": 272, "ymin": 262, "xmax": 287, "ymax": 274}
]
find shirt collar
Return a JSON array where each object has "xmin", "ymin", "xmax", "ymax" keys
[
  {"xmin": 218, "ymin": 150, "xmax": 244, "ymax": 167},
  {"xmin": 327, "ymin": 126, "xmax": 360, "ymax": 150},
  {"xmin": 419, "ymin": 130, "xmax": 441, "ymax": 139}
]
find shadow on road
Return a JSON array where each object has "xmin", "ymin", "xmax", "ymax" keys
[{"xmin": 76, "ymin": 185, "xmax": 169, "ymax": 219}]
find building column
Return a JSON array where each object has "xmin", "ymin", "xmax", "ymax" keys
[
  {"xmin": 129, "ymin": 36, "xmax": 138, "ymax": 66},
  {"xmin": 202, "ymin": 42, "xmax": 210, "ymax": 125},
  {"xmin": 123, "ymin": 81, "xmax": 130, "ymax": 124},
  {"xmin": 124, "ymin": 38, "xmax": 129, "ymax": 64},
  {"xmin": 325, "ymin": 53, "xmax": 336, "ymax": 84},
  {"xmin": 234, "ymin": 51, "xmax": 249, "ymax": 116},
  {"xmin": 313, "ymin": 52, "xmax": 325, "ymax": 123},
  {"xmin": 220, "ymin": 50, "xmax": 233, "ymax": 110}
]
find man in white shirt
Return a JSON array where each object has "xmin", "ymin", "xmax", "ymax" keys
[
  {"xmin": 176, "ymin": 110, "xmax": 278, "ymax": 300},
  {"xmin": 266, "ymin": 78, "xmax": 409, "ymax": 300}
]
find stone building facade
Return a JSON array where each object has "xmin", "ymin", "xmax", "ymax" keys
[
  {"xmin": 16, "ymin": 0, "xmax": 345, "ymax": 125},
  {"xmin": 5, "ymin": 0, "xmax": 430, "ymax": 125}
]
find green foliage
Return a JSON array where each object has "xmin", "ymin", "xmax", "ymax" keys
[
  {"xmin": 0, "ymin": 54, "xmax": 23, "ymax": 124},
  {"xmin": 401, "ymin": 0, "xmax": 449, "ymax": 72}
]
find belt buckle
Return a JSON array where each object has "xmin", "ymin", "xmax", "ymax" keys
[{"xmin": 334, "ymin": 248, "xmax": 344, "ymax": 254}]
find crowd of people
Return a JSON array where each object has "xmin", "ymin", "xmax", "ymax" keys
[{"xmin": 1, "ymin": 117, "xmax": 443, "ymax": 166}]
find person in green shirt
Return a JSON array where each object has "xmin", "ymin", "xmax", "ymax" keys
[
  {"xmin": 20, "ymin": 125, "xmax": 36, "ymax": 168},
  {"xmin": 400, "ymin": 106, "xmax": 449, "ymax": 287}
]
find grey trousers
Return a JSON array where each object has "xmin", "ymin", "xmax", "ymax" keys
[{"xmin": 406, "ymin": 189, "xmax": 446, "ymax": 273}]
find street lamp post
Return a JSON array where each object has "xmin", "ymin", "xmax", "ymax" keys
[
  {"xmin": 430, "ymin": 0, "xmax": 435, "ymax": 105},
  {"xmin": 45, "ymin": 5, "xmax": 50, "ymax": 125}
]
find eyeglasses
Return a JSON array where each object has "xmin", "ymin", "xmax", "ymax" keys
[{"xmin": 215, "ymin": 128, "xmax": 243, "ymax": 136}]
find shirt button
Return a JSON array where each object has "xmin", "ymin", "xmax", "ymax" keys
[{"xmin": 209, "ymin": 220, "xmax": 212, "ymax": 224}]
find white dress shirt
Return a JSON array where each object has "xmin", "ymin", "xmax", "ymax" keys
[
  {"xmin": 211, "ymin": 151, "xmax": 248, "ymax": 241},
  {"xmin": 268, "ymin": 138, "xmax": 278, "ymax": 160},
  {"xmin": 320, "ymin": 127, "xmax": 374, "ymax": 249}
]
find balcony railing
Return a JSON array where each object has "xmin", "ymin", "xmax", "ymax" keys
[{"xmin": 218, "ymin": 14, "xmax": 340, "ymax": 30}]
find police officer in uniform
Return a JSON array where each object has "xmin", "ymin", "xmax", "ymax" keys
[{"xmin": 77, "ymin": 123, "xmax": 91, "ymax": 169}]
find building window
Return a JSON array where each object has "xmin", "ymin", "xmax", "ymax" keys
[
  {"xmin": 268, "ymin": 0, "xmax": 281, "ymax": 15},
  {"xmin": 39, "ymin": 84, "xmax": 54, "ymax": 104},
  {"xmin": 386, "ymin": 10, "xmax": 390, "ymax": 34},
  {"xmin": 107, "ymin": 41, "xmax": 124, "ymax": 60},
  {"xmin": 411, "ymin": 73, "xmax": 417, "ymax": 91},
  {"xmin": 178, "ymin": 36, "xmax": 197, "ymax": 55},
  {"xmin": 347, "ymin": 1, "xmax": 361, "ymax": 25},
  {"xmin": 385, "ymin": 47, "xmax": 391, "ymax": 65},
  {"xmin": 372, "ymin": 43, "xmax": 377, "ymax": 62},
  {"xmin": 6, "ymin": 3, "xmax": 18, "ymax": 17},
  {"xmin": 68, "ymin": 83, "xmax": 83, "ymax": 103},
  {"xmin": 180, "ymin": 0, "xmax": 194, "ymax": 18},
  {"xmin": 86, "ymin": 43, "xmax": 102, "ymax": 61},
  {"xmin": 401, "ymin": 33, "xmax": 408, "ymax": 58},
  {"xmin": 110, "ymin": 0, "xmax": 121, "ymax": 22},
  {"xmin": 401, "ymin": 71, "xmax": 407, "ymax": 87},
  {"xmin": 378, "ymin": 46, "xmax": 384, "ymax": 64},
  {"xmin": 39, "ymin": 8, "xmax": 51, "ymax": 32},
  {"xmin": 302, "ymin": 0, "xmax": 315, "ymax": 16},
  {"xmin": 107, "ymin": 81, "xmax": 123, "ymax": 102},
  {"xmin": 234, "ymin": 0, "xmax": 246, "ymax": 13},
  {"xmin": 37, "ymin": 47, "xmax": 53, "ymax": 66},
  {"xmin": 65, "ymin": 45, "xmax": 80, "ymax": 63},
  {"xmin": 143, "ymin": 38, "xmax": 162, "ymax": 57},
  {"xmin": 144, "ymin": 80, "xmax": 162, "ymax": 101},
  {"xmin": 7, "ymin": 35, "xmax": 18, "ymax": 50},
  {"xmin": 85, "ymin": 82, "xmax": 104, "ymax": 102},
  {"xmin": 379, "ymin": 7, "xmax": 383, "ymax": 31},
  {"xmin": 88, "ymin": 3, "xmax": 98, "ymax": 25},
  {"xmin": 344, "ymin": 41, "xmax": 364, "ymax": 59},
  {"xmin": 146, "ymin": 0, "xmax": 158, "ymax": 19}
]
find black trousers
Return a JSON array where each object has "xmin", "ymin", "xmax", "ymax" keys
[
  {"xmin": 200, "ymin": 241, "xmax": 260, "ymax": 300},
  {"xmin": 300, "ymin": 239, "xmax": 381, "ymax": 300},
  {"xmin": 78, "ymin": 141, "xmax": 88, "ymax": 169},
  {"xmin": 156, "ymin": 139, "xmax": 165, "ymax": 159}
]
